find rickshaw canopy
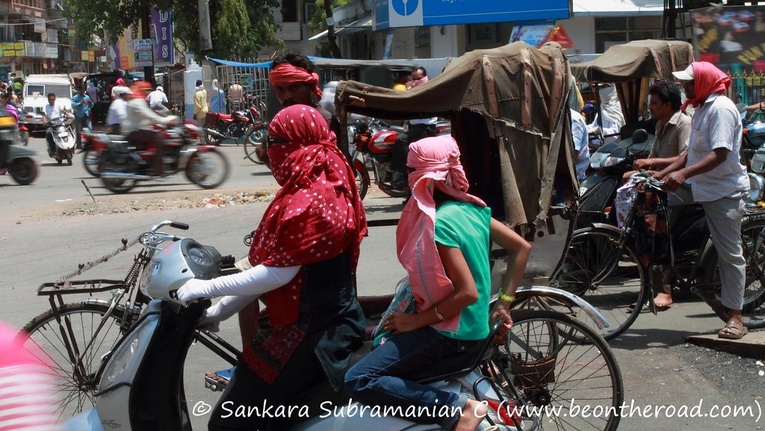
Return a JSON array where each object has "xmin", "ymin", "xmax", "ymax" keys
[
  {"xmin": 335, "ymin": 42, "xmax": 576, "ymax": 230},
  {"xmin": 570, "ymin": 39, "xmax": 694, "ymax": 124}
]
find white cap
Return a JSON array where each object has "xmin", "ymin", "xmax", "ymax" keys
[
  {"xmin": 672, "ymin": 64, "xmax": 695, "ymax": 81},
  {"xmin": 114, "ymin": 86, "xmax": 131, "ymax": 96},
  {"xmin": 156, "ymin": 86, "xmax": 163, "ymax": 92}
]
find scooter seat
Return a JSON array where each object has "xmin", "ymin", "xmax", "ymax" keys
[{"xmin": 408, "ymin": 317, "xmax": 504, "ymax": 384}]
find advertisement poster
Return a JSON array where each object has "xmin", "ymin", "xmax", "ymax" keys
[
  {"xmin": 690, "ymin": 6, "xmax": 765, "ymax": 72},
  {"xmin": 151, "ymin": 9, "xmax": 174, "ymax": 66}
]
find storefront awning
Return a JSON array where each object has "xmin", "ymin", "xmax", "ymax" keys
[
  {"xmin": 573, "ymin": 0, "xmax": 664, "ymax": 17},
  {"xmin": 309, "ymin": 17, "xmax": 373, "ymax": 41}
]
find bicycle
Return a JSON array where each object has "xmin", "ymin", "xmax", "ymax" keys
[
  {"xmin": 19, "ymin": 221, "xmax": 624, "ymax": 430},
  {"xmin": 552, "ymin": 175, "xmax": 765, "ymax": 340}
]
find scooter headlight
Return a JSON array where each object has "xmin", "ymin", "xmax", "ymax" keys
[
  {"xmin": 99, "ymin": 317, "xmax": 157, "ymax": 390},
  {"xmin": 599, "ymin": 155, "xmax": 625, "ymax": 168},
  {"xmin": 752, "ymin": 151, "xmax": 765, "ymax": 174}
]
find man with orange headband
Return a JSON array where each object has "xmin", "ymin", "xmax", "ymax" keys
[
  {"xmin": 656, "ymin": 61, "xmax": 750, "ymax": 339},
  {"xmin": 268, "ymin": 50, "xmax": 351, "ymax": 163}
]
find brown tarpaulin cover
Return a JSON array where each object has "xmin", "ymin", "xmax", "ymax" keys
[
  {"xmin": 570, "ymin": 39, "xmax": 694, "ymax": 83},
  {"xmin": 335, "ymin": 42, "xmax": 575, "ymax": 229},
  {"xmin": 571, "ymin": 40, "xmax": 695, "ymax": 123}
]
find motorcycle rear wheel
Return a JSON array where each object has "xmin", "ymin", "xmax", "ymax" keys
[
  {"xmin": 185, "ymin": 150, "xmax": 229, "ymax": 189},
  {"xmin": 10, "ymin": 157, "xmax": 38, "ymax": 185},
  {"xmin": 99, "ymin": 158, "xmax": 137, "ymax": 194},
  {"xmin": 354, "ymin": 165, "xmax": 368, "ymax": 200},
  {"xmin": 205, "ymin": 128, "xmax": 224, "ymax": 146},
  {"xmin": 83, "ymin": 149, "xmax": 104, "ymax": 177}
]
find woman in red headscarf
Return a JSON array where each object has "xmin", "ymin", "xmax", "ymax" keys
[
  {"xmin": 178, "ymin": 104, "xmax": 367, "ymax": 430},
  {"xmin": 345, "ymin": 135, "xmax": 531, "ymax": 431}
]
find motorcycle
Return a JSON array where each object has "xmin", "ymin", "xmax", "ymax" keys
[
  {"xmin": 203, "ymin": 102, "xmax": 263, "ymax": 145},
  {"xmin": 350, "ymin": 118, "xmax": 450, "ymax": 199},
  {"xmin": 58, "ymin": 220, "xmax": 613, "ymax": 431},
  {"xmin": 0, "ymin": 113, "xmax": 38, "ymax": 185},
  {"xmin": 18, "ymin": 110, "xmax": 29, "ymax": 146},
  {"xmin": 576, "ymin": 128, "xmax": 653, "ymax": 227},
  {"xmin": 98, "ymin": 121, "xmax": 230, "ymax": 194},
  {"xmin": 46, "ymin": 115, "xmax": 76, "ymax": 166}
]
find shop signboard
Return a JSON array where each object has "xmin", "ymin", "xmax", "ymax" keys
[
  {"xmin": 373, "ymin": 0, "xmax": 570, "ymax": 30},
  {"xmin": 151, "ymin": 9, "xmax": 174, "ymax": 66},
  {"xmin": 690, "ymin": 6, "xmax": 765, "ymax": 72},
  {"xmin": 133, "ymin": 38, "xmax": 153, "ymax": 67}
]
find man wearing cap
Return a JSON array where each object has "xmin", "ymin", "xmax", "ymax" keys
[
  {"xmin": 106, "ymin": 86, "xmax": 131, "ymax": 135},
  {"xmin": 655, "ymin": 61, "xmax": 750, "ymax": 339},
  {"xmin": 123, "ymin": 82, "xmax": 180, "ymax": 176}
]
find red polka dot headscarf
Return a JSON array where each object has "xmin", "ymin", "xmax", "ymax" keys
[{"xmin": 250, "ymin": 104, "xmax": 367, "ymax": 271}]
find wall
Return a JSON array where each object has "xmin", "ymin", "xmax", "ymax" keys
[{"xmin": 560, "ymin": 16, "xmax": 596, "ymax": 55}]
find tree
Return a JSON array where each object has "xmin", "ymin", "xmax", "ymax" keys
[
  {"xmin": 308, "ymin": 0, "xmax": 353, "ymax": 58},
  {"xmin": 64, "ymin": 0, "xmax": 281, "ymax": 61}
]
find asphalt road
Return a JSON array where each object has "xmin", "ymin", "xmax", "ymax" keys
[{"xmin": 1, "ymin": 135, "xmax": 763, "ymax": 430}]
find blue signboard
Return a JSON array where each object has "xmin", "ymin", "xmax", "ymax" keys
[{"xmin": 374, "ymin": 0, "xmax": 571, "ymax": 30}]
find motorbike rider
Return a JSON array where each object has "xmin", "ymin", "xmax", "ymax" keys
[
  {"xmin": 42, "ymin": 92, "xmax": 70, "ymax": 158},
  {"xmin": 386, "ymin": 66, "xmax": 438, "ymax": 192},
  {"xmin": 121, "ymin": 81, "xmax": 179, "ymax": 176},
  {"xmin": 105, "ymin": 86, "xmax": 131, "ymax": 135},
  {"xmin": 0, "ymin": 91, "xmax": 17, "ymax": 175},
  {"xmin": 177, "ymin": 105, "xmax": 367, "ymax": 430},
  {"xmin": 345, "ymin": 135, "xmax": 529, "ymax": 431}
]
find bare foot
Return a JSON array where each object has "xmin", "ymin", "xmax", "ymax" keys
[
  {"xmin": 454, "ymin": 399, "xmax": 488, "ymax": 431},
  {"xmin": 653, "ymin": 292, "xmax": 673, "ymax": 308}
]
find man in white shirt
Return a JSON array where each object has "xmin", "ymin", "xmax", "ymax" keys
[
  {"xmin": 146, "ymin": 85, "xmax": 169, "ymax": 112},
  {"xmin": 42, "ymin": 93, "xmax": 69, "ymax": 157},
  {"xmin": 106, "ymin": 86, "xmax": 131, "ymax": 134},
  {"xmin": 122, "ymin": 82, "xmax": 179, "ymax": 176},
  {"xmin": 571, "ymin": 109, "xmax": 590, "ymax": 181}
]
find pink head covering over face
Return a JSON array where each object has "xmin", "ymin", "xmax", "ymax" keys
[{"xmin": 396, "ymin": 135, "xmax": 486, "ymax": 332}]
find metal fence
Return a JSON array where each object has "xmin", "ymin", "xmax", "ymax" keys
[
  {"xmin": 212, "ymin": 64, "xmax": 271, "ymax": 117},
  {"xmin": 730, "ymin": 72, "xmax": 765, "ymax": 107}
]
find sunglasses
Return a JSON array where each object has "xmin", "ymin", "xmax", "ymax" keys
[{"xmin": 266, "ymin": 135, "xmax": 289, "ymax": 148}]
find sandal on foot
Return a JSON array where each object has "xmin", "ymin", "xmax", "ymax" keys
[{"xmin": 718, "ymin": 321, "xmax": 748, "ymax": 340}]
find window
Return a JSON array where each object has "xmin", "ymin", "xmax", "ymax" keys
[
  {"xmin": 281, "ymin": 0, "xmax": 298, "ymax": 23},
  {"xmin": 595, "ymin": 16, "xmax": 660, "ymax": 52}
]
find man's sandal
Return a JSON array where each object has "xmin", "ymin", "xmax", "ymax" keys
[{"xmin": 718, "ymin": 320, "xmax": 748, "ymax": 340}]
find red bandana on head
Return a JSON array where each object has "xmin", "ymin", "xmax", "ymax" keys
[
  {"xmin": 248, "ymin": 104, "xmax": 367, "ymax": 325},
  {"xmin": 269, "ymin": 63, "xmax": 324, "ymax": 99},
  {"xmin": 683, "ymin": 61, "xmax": 731, "ymax": 110}
]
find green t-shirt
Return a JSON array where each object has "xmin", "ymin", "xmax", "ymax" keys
[{"xmin": 433, "ymin": 201, "xmax": 492, "ymax": 340}]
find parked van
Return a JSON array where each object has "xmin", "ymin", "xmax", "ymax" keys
[{"xmin": 22, "ymin": 74, "xmax": 73, "ymax": 130}]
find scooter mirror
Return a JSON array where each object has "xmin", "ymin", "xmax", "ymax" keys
[{"xmin": 631, "ymin": 129, "xmax": 648, "ymax": 145}]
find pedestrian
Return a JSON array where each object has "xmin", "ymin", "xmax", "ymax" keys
[
  {"xmin": 87, "ymin": 80, "xmax": 99, "ymax": 104},
  {"xmin": 571, "ymin": 108, "xmax": 590, "ymax": 181},
  {"xmin": 176, "ymin": 104, "xmax": 367, "ymax": 430},
  {"xmin": 345, "ymin": 135, "xmax": 530, "ymax": 431},
  {"xmin": 71, "ymin": 84, "xmax": 93, "ymax": 149},
  {"xmin": 146, "ymin": 84, "xmax": 169, "ymax": 113},
  {"xmin": 194, "ymin": 79, "xmax": 208, "ymax": 123},
  {"xmin": 111, "ymin": 77, "xmax": 128, "ymax": 100},
  {"xmin": 587, "ymin": 84, "xmax": 626, "ymax": 145},
  {"xmin": 209, "ymin": 79, "xmax": 225, "ymax": 114},
  {"xmin": 656, "ymin": 61, "xmax": 750, "ymax": 339}
]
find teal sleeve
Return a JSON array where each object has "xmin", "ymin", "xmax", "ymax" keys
[{"xmin": 434, "ymin": 207, "xmax": 461, "ymax": 248}]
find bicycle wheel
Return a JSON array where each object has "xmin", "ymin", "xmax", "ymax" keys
[
  {"xmin": 495, "ymin": 309, "xmax": 624, "ymax": 431},
  {"xmin": 18, "ymin": 302, "xmax": 132, "ymax": 421},
  {"xmin": 552, "ymin": 226, "xmax": 647, "ymax": 340},
  {"xmin": 701, "ymin": 215, "xmax": 765, "ymax": 329},
  {"xmin": 243, "ymin": 126, "xmax": 267, "ymax": 164}
]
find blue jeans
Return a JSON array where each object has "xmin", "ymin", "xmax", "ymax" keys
[
  {"xmin": 344, "ymin": 326, "xmax": 480, "ymax": 430},
  {"xmin": 74, "ymin": 116, "xmax": 91, "ymax": 147}
]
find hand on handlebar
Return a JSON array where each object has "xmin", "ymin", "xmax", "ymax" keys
[
  {"xmin": 660, "ymin": 171, "xmax": 686, "ymax": 191},
  {"xmin": 176, "ymin": 278, "xmax": 212, "ymax": 305}
]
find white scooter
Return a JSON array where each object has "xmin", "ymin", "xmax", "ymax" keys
[
  {"xmin": 60, "ymin": 221, "xmax": 614, "ymax": 431},
  {"xmin": 46, "ymin": 115, "xmax": 76, "ymax": 165}
]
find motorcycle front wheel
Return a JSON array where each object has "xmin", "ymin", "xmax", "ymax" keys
[
  {"xmin": 186, "ymin": 150, "xmax": 229, "ymax": 189},
  {"xmin": 243, "ymin": 126, "xmax": 267, "ymax": 164},
  {"xmin": 10, "ymin": 157, "xmax": 38, "ymax": 185},
  {"xmin": 353, "ymin": 165, "xmax": 368, "ymax": 200}
]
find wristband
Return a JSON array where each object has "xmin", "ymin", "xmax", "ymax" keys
[
  {"xmin": 434, "ymin": 306, "xmax": 445, "ymax": 321},
  {"xmin": 500, "ymin": 293, "xmax": 516, "ymax": 303}
]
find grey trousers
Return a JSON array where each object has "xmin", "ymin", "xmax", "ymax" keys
[{"xmin": 701, "ymin": 195, "xmax": 746, "ymax": 310}]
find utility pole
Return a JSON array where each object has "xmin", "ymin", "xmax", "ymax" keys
[{"xmin": 141, "ymin": 2, "xmax": 154, "ymax": 85}]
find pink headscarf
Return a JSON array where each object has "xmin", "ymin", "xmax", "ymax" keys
[
  {"xmin": 396, "ymin": 135, "xmax": 486, "ymax": 332},
  {"xmin": 683, "ymin": 61, "xmax": 731, "ymax": 111},
  {"xmin": 410, "ymin": 75, "xmax": 428, "ymax": 88}
]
